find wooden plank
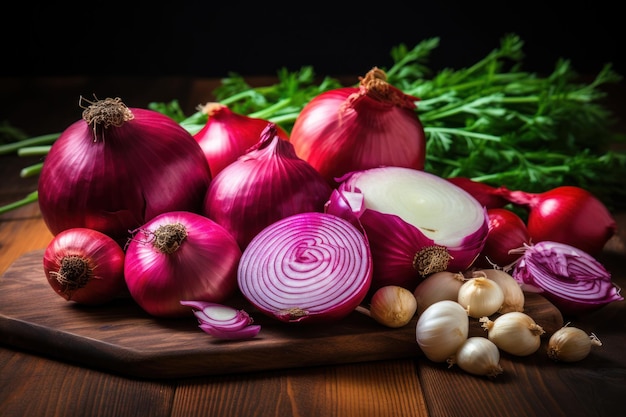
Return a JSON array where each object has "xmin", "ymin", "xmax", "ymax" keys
[{"xmin": 0, "ymin": 250, "xmax": 563, "ymax": 379}]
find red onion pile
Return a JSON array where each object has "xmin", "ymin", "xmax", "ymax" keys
[
  {"xmin": 237, "ymin": 212, "xmax": 373, "ymax": 324},
  {"xmin": 290, "ymin": 67, "xmax": 426, "ymax": 185},
  {"xmin": 38, "ymin": 97, "xmax": 212, "ymax": 244}
]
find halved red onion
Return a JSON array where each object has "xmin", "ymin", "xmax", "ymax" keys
[
  {"xmin": 336, "ymin": 167, "xmax": 489, "ymax": 293},
  {"xmin": 511, "ymin": 241, "xmax": 623, "ymax": 315},
  {"xmin": 237, "ymin": 212, "xmax": 372, "ymax": 324}
]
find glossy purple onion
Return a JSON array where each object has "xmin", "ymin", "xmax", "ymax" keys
[
  {"xmin": 237, "ymin": 212, "xmax": 373, "ymax": 324},
  {"xmin": 38, "ymin": 97, "xmax": 212, "ymax": 244},
  {"xmin": 336, "ymin": 167, "xmax": 489, "ymax": 293},
  {"xmin": 511, "ymin": 240, "xmax": 623, "ymax": 315},
  {"xmin": 124, "ymin": 211, "xmax": 241, "ymax": 318},
  {"xmin": 203, "ymin": 123, "xmax": 332, "ymax": 250}
]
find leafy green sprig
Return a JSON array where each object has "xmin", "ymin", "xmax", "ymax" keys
[{"xmin": 1, "ymin": 33, "xmax": 624, "ymax": 214}]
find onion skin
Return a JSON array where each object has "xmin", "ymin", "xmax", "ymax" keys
[
  {"xmin": 290, "ymin": 67, "xmax": 426, "ymax": 185},
  {"xmin": 124, "ymin": 211, "xmax": 242, "ymax": 318},
  {"xmin": 193, "ymin": 103, "xmax": 289, "ymax": 177},
  {"xmin": 204, "ymin": 123, "xmax": 332, "ymax": 250},
  {"xmin": 494, "ymin": 185, "xmax": 617, "ymax": 256},
  {"xmin": 43, "ymin": 227, "xmax": 126, "ymax": 305},
  {"xmin": 237, "ymin": 212, "xmax": 373, "ymax": 324},
  {"xmin": 38, "ymin": 98, "xmax": 212, "ymax": 244}
]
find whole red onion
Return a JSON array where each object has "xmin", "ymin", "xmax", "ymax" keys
[
  {"xmin": 38, "ymin": 97, "xmax": 212, "ymax": 244},
  {"xmin": 124, "ymin": 211, "xmax": 242, "ymax": 318},
  {"xmin": 290, "ymin": 67, "xmax": 426, "ymax": 185},
  {"xmin": 203, "ymin": 123, "xmax": 332, "ymax": 250},
  {"xmin": 494, "ymin": 185, "xmax": 616, "ymax": 255},
  {"xmin": 475, "ymin": 208, "xmax": 532, "ymax": 268},
  {"xmin": 193, "ymin": 103, "xmax": 289, "ymax": 177},
  {"xmin": 43, "ymin": 227, "xmax": 126, "ymax": 305}
]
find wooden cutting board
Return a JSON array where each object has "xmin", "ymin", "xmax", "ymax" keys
[{"xmin": 0, "ymin": 250, "xmax": 564, "ymax": 379}]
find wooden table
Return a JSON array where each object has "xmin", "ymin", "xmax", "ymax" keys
[{"xmin": 1, "ymin": 77, "xmax": 626, "ymax": 417}]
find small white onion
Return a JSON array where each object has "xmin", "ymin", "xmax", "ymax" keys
[
  {"xmin": 413, "ymin": 271, "xmax": 466, "ymax": 316},
  {"xmin": 448, "ymin": 336, "xmax": 503, "ymax": 378},
  {"xmin": 416, "ymin": 300, "xmax": 469, "ymax": 362},
  {"xmin": 457, "ymin": 276, "xmax": 504, "ymax": 318},
  {"xmin": 471, "ymin": 268, "xmax": 525, "ymax": 313},
  {"xmin": 480, "ymin": 312, "xmax": 545, "ymax": 356},
  {"xmin": 547, "ymin": 324, "xmax": 602, "ymax": 362}
]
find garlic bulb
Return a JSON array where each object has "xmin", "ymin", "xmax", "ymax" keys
[
  {"xmin": 548, "ymin": 324, "xmax": 602, "ymax": 362},
  {"xmin": 368, "ymin": 285, "xmax": 418, "ymax": 328},
  {"xmin": 480, "ymin": 312, "xmax": 545, "ymax": 356},
  {"xmin": 416, "ymin": 300, "xmax": 469, "ymax": 362},
  {"xmin": 448, "ymin": 336, "xmax": 503, "ymax": 378},
  {"xmin": 470, "ymin": 268, "xmax": 525, "ymax": 313},
  {"xmin": 457, "ymin": 276, "xmax": 504, "ymax": 318},
  {"xmin": 413, "ymin": 271, "xmax": 465, "ymax": 316}
]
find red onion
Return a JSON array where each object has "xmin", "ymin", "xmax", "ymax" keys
[
  {"xmin": 446, "ymin": 177, "xmax": 508, "ymax": 209},
  {"xmin": 494, "ymin": 185, "xmax": 616, "ymax": 255},
  {"xmin": 511, "ymin": 241, "xmax": 623, "ymax": 315},
  {"xmin": 335, "ymin": 167, "xmax": 489, "ymax": 293},
  {"xmin": 289, "ymin": 67, "xmax": 426, "ymax": 185},
  {"xmin": 124, "ymin": 211, "xmax": 242, "ymax": 318},
  {"xmin": 180, "ymin": 300, "xmax": 261, "ymax": 340},
  {"xmin": 43, "ymin": 227, "xmax": 126, "ymax": 305},
  {"xmin": 38, "ymin": 97, "xmax": 212, "ymax": 244},
  {"xmin": 237, "ymin": 212, "xmax": 373, "ymax": 324},
  {"xmin": 475, "ymin": 208, "xmax": 532, "ymax": 268},
  {"xmin": 204, "ymin": 123, "xmax": 332, "ymax": 250},
  {"xmin": 193, "ymin": 103, "xmax": 289, "ymax": 177}
]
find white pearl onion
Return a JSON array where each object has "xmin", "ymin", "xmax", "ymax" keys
[
  {"xmin": 480, "ymin": 312, "xmax": 545, "ymax": 356},
  {"xmin": 448, "ymin": 336, "xmax": 503, "ymax": 378},
  {"xmin": 416, "ymin": 300, "xmax": 469, "ymax": 362},
  {"xmin": 548, "ymin": 324, "xmax": 602, "ymax": 362},
  {"xmin": 470, "ymin": 268, "xmax": 525, "ymax": 313},
  {"xmin": 457, "ymin": 276, "xmax": 504, "ymax": 318}
]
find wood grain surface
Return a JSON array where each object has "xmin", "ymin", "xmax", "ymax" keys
[{"xmin": 0, "ymin": 249, "xmax": 564, "ymax": 379}]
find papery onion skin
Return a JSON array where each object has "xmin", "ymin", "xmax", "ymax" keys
[
  {"xmin": 290, "ymin": 67, "xmax": 426, "ymax": 185},
  {"xmin": 204, "ymin": 123, "xmax": 332, "ymax": 250},
  {"xmin": 237, "ymin": 212, "xmax": 373, "ymax": 324},
  {"xmin": 512, "ymin": 241, "xmax": 623, "ymax": 315},
  {"xmin": 38, "ymin": 98, "xmax": 212, "ymax": 244},
  {"xmin": 124, "ymin": 211, "xmax": 241, "ymax": 318},
  {"xmin": 43, "ymin": 227, "xmax": 126, "ymax": 305},
  {"xmin": 193, "ymin": 103, "xmax": 289, "ymax": 177},
  {"xmin": 337, "ymin": 167, "xmax": 489, "ymax": 292},
  {"xmin": 494, "ymin": 185, "xmax": 617, "ymax": 256}
]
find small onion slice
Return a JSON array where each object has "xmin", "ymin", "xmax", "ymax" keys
[
  {"xmin": 238, "ymin": 212, "xmax": 373, "ymax": 324},
  {"xmin": 180, "ymin": 300, "xmax": 253, "ymax": 331}
]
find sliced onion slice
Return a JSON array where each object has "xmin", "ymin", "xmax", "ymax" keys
[
  {"xmin": 198, "ymin": 323, "xmax": 262, "ymax": 340},
  {"xmin": 180, "ymin": 300, "xmax": 253, "ymax": 331},
  {"xmin": 237, "ymin": 212, "xmax": 373, "ymax": 323}
]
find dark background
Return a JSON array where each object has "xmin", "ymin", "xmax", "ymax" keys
[{"xmin": 3, "ymin": 2, "xmax": 625, "ymax": 78}]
